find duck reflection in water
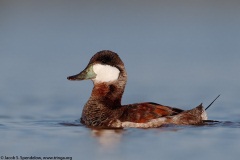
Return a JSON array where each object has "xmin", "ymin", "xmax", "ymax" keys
[{"xmin": 91, "ymin": 129, "xmax": 124, "ymax": 149}]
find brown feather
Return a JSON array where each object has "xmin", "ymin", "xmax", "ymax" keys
[{"xmin": 119, "ymin": 103, "xmax": 183, "ymax": 123}]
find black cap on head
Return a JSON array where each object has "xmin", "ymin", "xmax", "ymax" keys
[{"xmin": 88, "ymin": 50, "xmax": 123, "ymax": 68}]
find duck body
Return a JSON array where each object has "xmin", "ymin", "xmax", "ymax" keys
[{"xmin": 68, "ymin": 50, "xmax": 207, "ymax": 128}]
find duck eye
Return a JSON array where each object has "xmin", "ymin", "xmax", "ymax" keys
[{"xmin": 101, "ymin": 59, "xmax": 107, "ymax": 64}]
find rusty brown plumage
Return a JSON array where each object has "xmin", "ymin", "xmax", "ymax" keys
[{"xmin": 119, "ymin": 103, "xmax": 183, "ymax": 123}]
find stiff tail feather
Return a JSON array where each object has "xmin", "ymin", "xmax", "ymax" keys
[
  {"xmin": 205, "ymin": 94, "xmax": 221, "ymax": 111},
  {"xmin": 203, "ymin": 94, "xmax": 221, "ymax": 123}
]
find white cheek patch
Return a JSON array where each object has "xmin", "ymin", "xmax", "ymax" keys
[{"xmin": 92, "ymin": 64, "xmax": 120, "ymax": 83}]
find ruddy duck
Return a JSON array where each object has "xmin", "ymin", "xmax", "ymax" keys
[{"xmin": 67, "ymin": 50, "xmax": 211, "ymax": 128}]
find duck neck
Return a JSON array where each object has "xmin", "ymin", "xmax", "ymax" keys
[
  {"xmin": 90, "ymin": 70, "xmax": 127, "ymax": 108},
  {"xmin": 91, "ymin": 83, "xmax": 126, "ymax": 108}
]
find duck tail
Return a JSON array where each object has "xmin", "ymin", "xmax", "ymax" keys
[{"xmin": 205, "ymin": 94, "xmax": 221, "ymax": 111}]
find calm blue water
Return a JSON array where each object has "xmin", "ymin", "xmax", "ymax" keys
[{"xmin": 1, "ymin": 1, "xmax": 240, "ymax": 160}]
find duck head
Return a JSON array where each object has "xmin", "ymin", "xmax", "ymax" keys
[{"xmin": 67, "ymin": 50, "xmax": 127, "ymax": 84}]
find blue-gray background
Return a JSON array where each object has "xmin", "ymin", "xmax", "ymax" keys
[{"xmin": 0, "ymin": 0, "xmax": 240, "ymax": 160}]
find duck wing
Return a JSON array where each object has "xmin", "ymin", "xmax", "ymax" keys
[{"xmin": 119, "ymin": 102, "xmax": 184, "ymax": 123}]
